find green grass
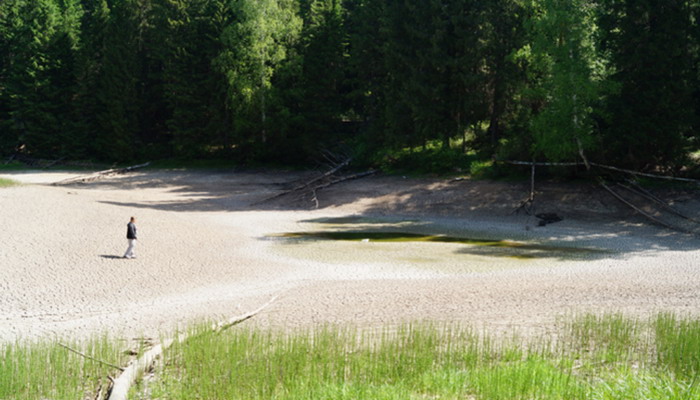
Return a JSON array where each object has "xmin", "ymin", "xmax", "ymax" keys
[
  {"xmin": 0, "ymin": 177, "xmax": 18, "ymax": 187},
  {"xmin": 145, "ymin": 315, "xmax": 700, "ymax": 400},
  {"xmin": 0, "ymin": 336, "xmax": 132, "ymax": 400},
  {"xmin": 3, "ymin": 314, "xmax": 699, "ymax": 399}
]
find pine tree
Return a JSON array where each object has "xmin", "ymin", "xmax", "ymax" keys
[
  {"xmin": 153, "ymin": 0, "xmax": 231, "ymax": 158},
  {"xmin": 292, "ymin": 0, "xmax": 347, "ymax": 154},
  {"xmin": 217, "ymin": 0, "xmax": 302, "ymax": 153},
  {"xmin": 686, "ymin": 0, "xmax": 700, "ymax": 155},
  {"xmin": 74, "ymin": 0, "xmax": 111, "ymax": 158},
  {"xmin": 90, "ymin": 0, "xmax": 143, "ymax": 161},
  {"xmin": 2, "ymin": 0, "xmax": 82, "ymax": 159},
  {"xmin": 598, "ymin": 0, "xmax": 695, "ymax": 170},
  {"xmin": 0, "ymin": 0, "xmax": 25, "ymax": 155},
  {"xmin": 379, "ymin": 0, "xmax": 491, "ymax": 151},
  {"xmin": 482, "ymin": 0, "xmax": 529, "ymax": 154},
  {"xmin": 344, "ymin": 0, "xmax": 390, "ymax": 152},
  {"xmin": 522, "ymin": 0, "xmax": 600, "ymax": 164}
]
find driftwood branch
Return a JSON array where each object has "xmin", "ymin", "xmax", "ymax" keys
[
  {"xmin": 590, "ymin": 162, "xmax": 700, "ymax": 184},
  {"xmin": 502, "ymin": 160, "xmax": 582, "ymax": 167},
  {"xmin": 107, "ymin": 295, "xmax": 278, "ymax": 400},
  {"xmin": 58, "ymin": 342, "xmax": 125, "ymax": 371},
  {"xmin": 312, "ymin": 169, "xmax": 377, "ymax": 192},
  {"xmin": 42, "ymin": 157, "xmax": 66, "ymax": 169},
  {"xmin": 618, "ymin": 181, "xmax": 699, "ymax": 223},
  {"xmin": 500, "ymin": 159, "xmax": 700, "ymax": 184},
  {"xmin": 512, "ymin": 163, "xmax": 537, "ymax": 216},
  {"xmin": 598, "ymin": 179, "xmax": 686, "ymax": 232},
  {"xmin": 255, "ymin": 158, "xmax": 352, "ymax": 205},
  {"xmin": 303, "ymin": 170, "xmax": 377, "ymax": 209},
  {"xmin": 213, "ymin": 295, "xmax": 279, "ymax": 332},
  {"xmin": 52, "ymin": 162, "xmax": 151, "ymax": 186},
  {"xmin": 107, "ymin": 341, "xmax": 170, "ymax": 400}
]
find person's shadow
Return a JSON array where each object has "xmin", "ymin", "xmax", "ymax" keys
[{"xmin": 100, "ymin": 255, "xmax": 124, "ymax": 259}]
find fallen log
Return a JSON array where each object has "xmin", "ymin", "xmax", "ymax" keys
[
  {"xmin": 107, "ymin": 295, "xmax": 277, "ymax": 400},
  {"xmin": 52, "ymin": 162, "xmax": 151, "ymax": 186},
  {"xmin": 107, "ymin": 340, "xmax": 170, "ymax": 400},
  {"xmin": 590, "ymin": 162, "xmax": 700, "ymax": 184},
  {"xmin": 307, "ymin": 170, "xmax": 377, "ymax": 209},
  {"xmin": 312, "ymin": 169, "xmax": 377, "ymax": 192},
  {"xmin": 254, "ymin": 158, "xmax": 352, "ymax": 205},
  {"xmin": 500, "ymin": 159, "xmax": 700, "ymax": 184},
  {"xmin": 617, "ymin": 181, "xmax": 699, "ymax": 224},
  {"xmin": 598, "ymin": 179, "xmax": 686, "ymax": 232},
  {"xmin": 42, "ymin": 157, "xmax": 65, "ymax": 169},
  {"xmin": 213, "ymin": 295, "xmax": 279, "ymax": 332}
]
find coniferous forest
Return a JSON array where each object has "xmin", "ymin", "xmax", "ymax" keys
[{"xmin": 1, "ymin": 0, "xmax": 699, "ymax": 172}]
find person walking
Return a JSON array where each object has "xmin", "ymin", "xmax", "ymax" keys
[{"xmin": 124, "ymin": 217, "xmax": 137, "ymax": 259}]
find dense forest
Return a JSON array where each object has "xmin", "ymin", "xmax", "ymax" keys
[{"xmin": 1, "ymin": 0, "xmax": 699, "ymax": 173}]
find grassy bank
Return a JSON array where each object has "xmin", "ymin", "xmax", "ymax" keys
[
  {"xmin": 1, "ymin": 335, "xmax": 132, "ymax": 400},
  {"xmin": 0, "ymin": 177, "xmax": 18, "ymax": 187},
  {"xmin": 2, "ymin": 314, "xmax": 698, "ymax": 400},
  {"xmin": 142, "ymin": 314, "xmax": 699, "ymax": 399}
]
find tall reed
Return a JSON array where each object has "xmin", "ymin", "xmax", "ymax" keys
[
  {"xmin": 0, "ymin": 336, "xmax": 131, "ymax": 400},
  {"xmin": 147, "ymin": 314, "xmax": 700, "ymax": 399}
]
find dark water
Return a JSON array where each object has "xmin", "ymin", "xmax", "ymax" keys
[{"xmin": 275, "ymin": 230, "xmax": 609, "ymax": 260}]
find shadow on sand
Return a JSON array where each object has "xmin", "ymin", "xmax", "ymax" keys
[{"xmin": 81, "ymin": 169, "xmax": 699, "ymax": 259}]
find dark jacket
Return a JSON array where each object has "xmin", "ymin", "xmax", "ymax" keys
[{"xmin": 126, "ymin": 222, "xmax": 137, "ymax": 239}]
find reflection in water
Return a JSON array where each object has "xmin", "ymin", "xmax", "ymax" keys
[{"xmin": 272, "ymin": 230, "xmax": 608, "ymax": 260}]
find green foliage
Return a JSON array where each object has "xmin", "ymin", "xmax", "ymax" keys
[
  {"xmin": 146, "ymin": 315, "xmax": 700, "ymax": 399},
  {"xmin": 0, "ymin": 0, "xmax": 698, "ymax": 172},
  {"xmin": 3, "ymin": 314, "xmax": 700, "ymax": 399},
  {"xmin": 216, "ymin": 0, "xmax": 302, "ymax": 151},
  {"xmin": 0, "ymin": 335, "xmax": 129, "ymax": 400},
  {"xmin": 0, "ymin": 177, "xmax": 19, "ymax": 187},
  {"xmin": 654, "ymin": 313, "xmax": 700, "ymax": 379},
  {"xmin": 0, "ymin": 0, "xmax": 83, "ymax": 159},
  {"xmin": 526, "ymin": 0, "xmax": 600, "ymax": 162},
  {"xmin": 379, "ymin": 146, "xmax": 480, "ymax": 175},
  {"xmin": 597, "ymin": 0, "xmax": 697, "ymax": 170},
  {"xmin": 154, "ymin": 0, "xmax": 232, "ymax": 158}
]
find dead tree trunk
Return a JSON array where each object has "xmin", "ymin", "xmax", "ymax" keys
[{"xmin": 52, "ymin": 162, "xmax": 151, "ymax": 186}]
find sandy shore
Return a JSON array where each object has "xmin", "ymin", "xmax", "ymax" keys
[{"xmin": 1, "ymin": 169, "xmax": 698, "ymax": 342}]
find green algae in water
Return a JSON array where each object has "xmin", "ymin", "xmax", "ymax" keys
[
  {"xmin": 276, "ymin": 231, "xmax": 608, "ymax": 260},
  {"xmin": 300, "ymin": 216, "xmax": 420, "ymax": 225}
]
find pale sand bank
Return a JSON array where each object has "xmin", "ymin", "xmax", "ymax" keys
[{"xmin": 1, "ymin": 170, "xmax": 698, "ymax": 342}]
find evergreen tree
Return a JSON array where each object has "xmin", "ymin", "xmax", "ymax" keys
[
  {"xmin": 598, "ymin": 0, "xmax": 695, "ymax": 170},
  {"xmin": 380, "ymin": 0, "xmax": 490, "ymax": 151},
  {"xmin": 74, "ymin": 0, "xmax": 111, "ymax": 158},
  {"xmin": 2, "ymin": 0, "xmax": 82, "ymax": 158},
  {"xmin": 527, "ymin": 0, "xmax": 599, "ymax": 163},
  {"xmin": 291, "ymin": 0, "xmax": 347, "ymax": 154},
  {"xmin": 0, "ymin": 0, "xmax": 26, "ymax": 155},
  {"xmin": 482, "ymin": 0, "xmax": 529, "ymax": 154},
  {"xmin": 91, "ymin": 0, "xmax": 143, "ymax": 161},
  {"xmin": 154, "ymin": 0, "xmax": 231, "ymax": 157},
  {"xmin": 344, "ymin": 0, "xmax": 390, "ymax": 152},
  {"xmin": 689, "ymin": 0, "xmax": 700, "ymax": 153},
  {"xmin": 217, "ymin": 0, "xmax": 302, "ymax": 152}
]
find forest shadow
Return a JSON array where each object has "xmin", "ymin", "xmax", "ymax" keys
[
  {"xmin": 87, "ymin": 169, "xmax": 699, "ymax": 258},
  {"xmin": 273, "ymin": 216, "xmax": 700, "ymax": 262}
]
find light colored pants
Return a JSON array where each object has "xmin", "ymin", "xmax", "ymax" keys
[{"xmin": 124, "ymin": 239, "xmax": 136, "ymax": 258}]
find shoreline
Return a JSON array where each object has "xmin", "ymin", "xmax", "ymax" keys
[{"xmin": 1, "ymin": 170, "xmax": 698, "ymax": 343}]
